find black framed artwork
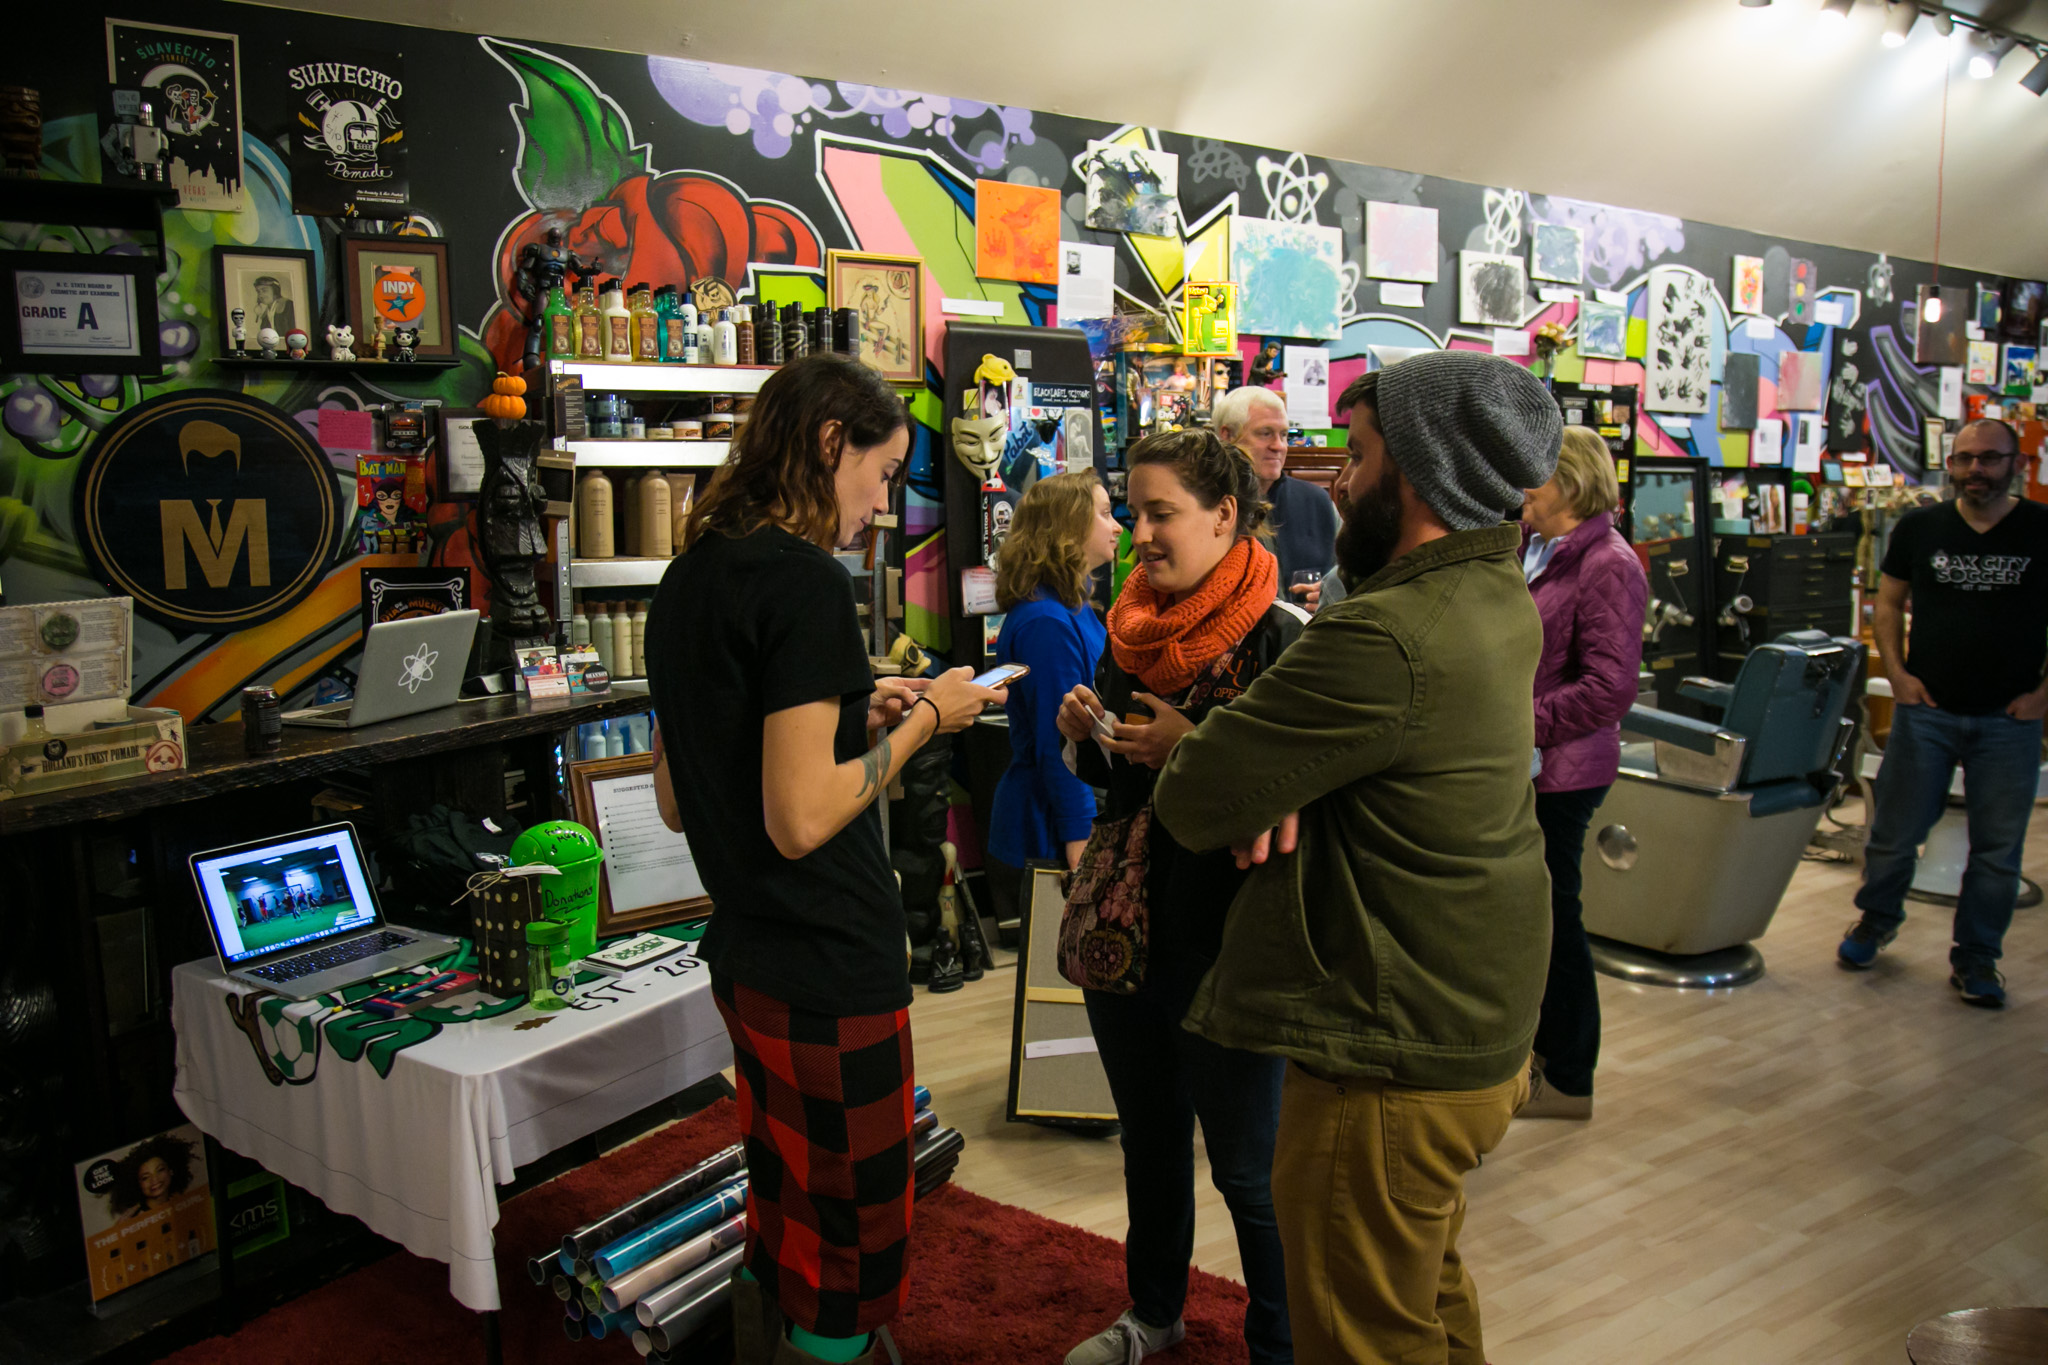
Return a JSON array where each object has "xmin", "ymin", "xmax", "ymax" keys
[
  {"xmin": 0, "ymin": 251, "xmax": 161, "ymax": 375},
  {"xmin": 211, "ymin": 245, "xmax": 318, "ymax": 355}
]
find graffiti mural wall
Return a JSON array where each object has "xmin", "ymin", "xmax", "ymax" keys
[{"xmin": 3, "ymin": 0, "xmax": 2035, "ymax": 722}]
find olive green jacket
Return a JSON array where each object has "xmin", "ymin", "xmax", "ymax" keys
[{"xmin": 1151, "ymin": 524, "xmax": 1550, "ymax": 1091}]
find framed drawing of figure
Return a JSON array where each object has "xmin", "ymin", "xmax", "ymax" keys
[{"xmin": 826, "ymin": 250, "xmax": 924, "ymax": 386}]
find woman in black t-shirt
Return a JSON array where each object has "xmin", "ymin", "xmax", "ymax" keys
[{"xmin": 646, "ymin": 354, "xmax": 1002, "ymax": 1365}]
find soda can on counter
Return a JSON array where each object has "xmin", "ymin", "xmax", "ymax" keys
[{"xmin": 241, "ymin": 686, "xmax": 282, "ymax": 754}]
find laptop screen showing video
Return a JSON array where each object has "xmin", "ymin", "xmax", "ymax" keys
[{"xmin": 193, "ymin": 826, "xmax": 380, "ymax": 965}]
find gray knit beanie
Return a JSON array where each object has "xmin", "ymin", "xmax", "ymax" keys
[{"xmin": 1373, "ymin": 350, "xmax": 1562, "ymax": 532}]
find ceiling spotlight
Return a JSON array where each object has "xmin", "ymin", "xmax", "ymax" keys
[
  {"xmin": 1969, "ymin": 31, "xmax": 2017, "ymax": 77},
  {"xmin": 2023, "ymin": 48, "xmax": 2048, "ymax": 94},
  {"xmin": 1819, "ymin": 0, "xmax": 1855, "ymax": 24},
  {"xmin": 1739, "ymin": 0, "xmax": 1772, "ymax": 7},
  {"xmin": 1881, "ymin": 1, "xmax": 1919, "ymax": 46},
  {"xmin": 1931, "ymin": 11, "xmax": 1953, "ymax": 34}
]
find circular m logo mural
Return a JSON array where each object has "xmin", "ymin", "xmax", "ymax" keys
[{"xmin": 76, "ymin": 390, "xmax": 339, "ymax": 632}]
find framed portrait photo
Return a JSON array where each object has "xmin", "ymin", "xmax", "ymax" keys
[
  {"xmin": 826, "ymin": 249, "xmax": 924, "ymax": 385},
  {"xmin": 342, "ymin": 234, "xmax": 454, "ymax": 357},
  {"xmin": 211, "ymin": 246, "xmax": 316, "ymax": 356},
  {"xmin": 568, "ymin": 752, "xmax": 712, "ymax": 938},
  {"xmin": 1, "ymin": 250, "xmax": 160, "ymax": 375}
]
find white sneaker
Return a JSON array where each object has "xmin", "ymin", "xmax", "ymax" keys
[{"xmin": 1064, "ymin": 1308, "xmax": 1186, "ymax": 1365}]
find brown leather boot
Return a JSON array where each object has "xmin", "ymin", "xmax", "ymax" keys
[{"xmin": 730, "ymin": 1268, "xmax": 784, "ymax": 1365}]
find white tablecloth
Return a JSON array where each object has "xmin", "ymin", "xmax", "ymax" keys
[{"xmin": 172, "ymin": 945, "xmax": 729, "ymax": 1311}]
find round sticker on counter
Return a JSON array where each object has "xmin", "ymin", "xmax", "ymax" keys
[{"xmin": 40, "ymin": 662, "xmax": 80, "ymax": 699}]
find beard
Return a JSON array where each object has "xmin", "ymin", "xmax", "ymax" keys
[{"xmin": 1334, "ymin": 463, "xmax": 1407, "ymax": 583}]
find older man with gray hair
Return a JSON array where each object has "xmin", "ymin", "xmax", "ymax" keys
[{"xmin": 1214, "ymin": 384, "xmax": 1338, "ymax": 608}]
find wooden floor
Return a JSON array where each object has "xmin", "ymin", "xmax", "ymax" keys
[{"xmin": 911, "ymin": 799, "xmax": 2048, "ymax": 1363}]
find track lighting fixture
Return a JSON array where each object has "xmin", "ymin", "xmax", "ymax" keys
[
  {"xmin": 1738, "ymin": 0, "xmax": 1773, "ymax": 8},
  {"xmin": 1819, "ymin": 0, "xmax": 1855, "ymax": 25},
  {"xmin": 1968, "ymin": 31, "xmax": 2016, "ymax": 77},
  {"xmin": 1881, "ymin": 1, "xmax": 1920, "ymax": 46},
  {"xmin": 2023, "ymin": 48, "xmax": 2048, "ymax": 94}
]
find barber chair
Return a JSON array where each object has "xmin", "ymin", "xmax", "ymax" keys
[{"xmin": 1581, "ymin": 631, "xmax": 1861, "ymax": 987}]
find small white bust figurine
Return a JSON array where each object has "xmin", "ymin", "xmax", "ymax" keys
[
  {"xmin": 327, "ymin": 323, "xmax": 356, "ymax": 362},
  {"xmin": 257, "ymin": 326, "xmax": 281, "ymax": 359}
]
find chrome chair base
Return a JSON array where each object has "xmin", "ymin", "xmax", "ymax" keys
[{"xmin": 1589, "ymin": 935, "xmax": 1766, "ymax": 989}]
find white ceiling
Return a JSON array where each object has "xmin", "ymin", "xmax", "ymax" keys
[{"xmin": 245, "ymin": 0, "xmax": 2048, "ymax": 278}]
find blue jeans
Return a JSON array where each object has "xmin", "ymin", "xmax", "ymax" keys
[
  {"xmin": 1855, "ymin": 702, "xmax": 2042, "ymax": 968},
  {"xmin": 1084, "ymin": 988, "xmax": 1292, "ymax": 1364}
]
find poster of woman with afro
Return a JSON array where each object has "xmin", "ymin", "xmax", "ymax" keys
[{"xmin": 73, "ymin": 1124, "xmax": 214, "ymax": 1303}]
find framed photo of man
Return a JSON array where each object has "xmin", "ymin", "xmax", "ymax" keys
[
  {"xmin": 211, "ymin": 246, "xmax": 315, "ymax": 356},
  {"xmin": 341, "ymin": 235, "xmax": 454, "ymax": 357}
]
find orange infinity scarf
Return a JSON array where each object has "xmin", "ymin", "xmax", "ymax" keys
[{"xmin": 1108, "ymin": 537, "xmax": 1278, "ymax": 695}]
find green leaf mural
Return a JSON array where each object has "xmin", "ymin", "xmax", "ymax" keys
[{"xmin": 483, "ymin": 38, "xmax": 651, "ymax": 213}]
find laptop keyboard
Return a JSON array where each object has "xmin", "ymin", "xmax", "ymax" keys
[{"xmin": 248, "ymin": 931, "xmax": 416, "ymax": 983}]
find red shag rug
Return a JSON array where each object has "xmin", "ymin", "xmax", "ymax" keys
[{"xmin": 162, "ymin": 1098, "xmax": 1253, "ymax": 1364}]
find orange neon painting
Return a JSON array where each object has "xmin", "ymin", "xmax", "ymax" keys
[{"xmin": 974, "ymin": 180, "xmax": 1059, "ymax": 285}]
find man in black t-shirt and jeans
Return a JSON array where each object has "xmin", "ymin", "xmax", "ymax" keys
[{"xmin": 1840, "ymin": 419, "xmax": 2048, "ymax": 1007}]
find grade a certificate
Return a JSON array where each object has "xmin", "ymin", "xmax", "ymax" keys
[
  {"xmin": 16, "ymin": 271, "xmax": 138, "ymax": 356},
  {"xmin": 590, "ymin": 772, "xmax": 706, "ymax": 912}
]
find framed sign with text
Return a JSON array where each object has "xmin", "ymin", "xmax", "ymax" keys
[
  {"xmin": 2, "ymin": 252, "xmax": 160, "ymax": 375},
  {"xmin": 568, "ymin": 753, "xmax": 712, "ymax": 938}
]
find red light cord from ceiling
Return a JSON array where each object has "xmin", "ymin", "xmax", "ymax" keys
[{"xmin": 1934, "ymin": 31, "xmax": 1951, "ymax": 294}]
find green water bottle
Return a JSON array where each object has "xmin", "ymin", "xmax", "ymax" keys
[
  {"xmin": 541, "ymin": 283, "xmax": 576, "ymax": 362},
  {"xmin": 525, "ymin": 919, "xmax": 576, "ymax": 1010}
]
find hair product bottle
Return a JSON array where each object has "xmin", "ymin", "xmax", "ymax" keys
[
  {"xmin": 601, "ymin": 279, "xmax": 633, "ymax": 364},
  {"xmin": 541, "ymin": 282, "xmax": 576, "ymax": 361},
  {"xmin": 712, "ymin": 309, "xmax": 739, "ymax": 366},
  {"xmin": 664, "ymin": 472, "xmax": 696, "ymax": 549},
  {"xmin": 638, "ymin": 471, "xmax": 673, "ymax": 559},
  {"xmin": 570, "ymin": 604, "xmax": 590, "ymax": 648},
  {"xmin": 620, "ymin": 470, "xmax": 643, "ymax": 557},
  {"xmin": 735, "ymin": 304, "xmax": 756, "ymax": 366},
  {"xmin": 630, "ymin": 282, "xmax": 660, "ymax": 363},
  {"xmin": 589, "ymin": 602, "xmax": 615, "ymax": 675},
  {"xmin": 629, "ymin": 602, "xmax": 649, "ymax": 678},
  {"xmin": 759, "ymin": 304, "xmax": 783, "ymax": 365},
  {"xmin": 573, "ymin": 277, "xmax": 603, "ymax": 360},
  {"xmin": 578, "ymin": 470, "xmax": 615, "ymax": 559},
  {"xmin": 653, "ymin": 285, "xmax": 683, "ymax": 363},
  {"xmin": 680, "ymin": 300, "xmax": 701, "ymax": 363}
]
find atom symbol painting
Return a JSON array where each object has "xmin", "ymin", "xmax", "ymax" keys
[{"xmin": 398, "ymin": 642, "xmax": 439, "ymax": 694}]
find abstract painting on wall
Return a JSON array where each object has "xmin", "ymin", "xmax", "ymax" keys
[
  {"xmin": 1231, "ymin": 216, "xmax": 1345, "ymax": 340},
  {"xmin": 1732, "ymin": 255, "xmax": 1764, "ymax": 315},
  {"xmin": 2005, "ymin": 344, "xmax": 2040, "ymax": 397},
  {"xmin": 1645, "ymin": 266, "xmax": 1712, "ymax": 414},
  {"xmin": 1458, "ymin": 251, "xmax": 1526, "ymax": 327},
  {"xmin": 1364, "ymin": 201, "xmax": 1439, "ymax": 283},
  {"xmin": 1720, "ymin": 352, "xmax": 1760, "ymax": 430},
  {"xmin": 1079, "ymin": 142, "xmax": 1179, "ymax": 237},
  {"xmin": 1578, "ymin": 299, "xmax": 1627, "ymax": 359},
  {"xmin": 1776, "ymin": 350, "xmax": 1823, "ymax": 411},
  {"xmin": 1530, "ymin": 223, "xmax": 1584, "ymax": 285},
  {"xmin": 1975, "ymin": 283, "xmax": 2002, "ymax": 333},
  {"xmin": 1966, "ymin": 340, "xmax": 1999, "ymax": 387},
  {"xmin": 976, "ymin": 180, "xmax": 1060, "ymax": 284}
]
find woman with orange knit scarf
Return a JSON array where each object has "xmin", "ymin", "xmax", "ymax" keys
[{"xmin": 1055, "ymin": 429, "xmax": 1305, "ymax": 1365}]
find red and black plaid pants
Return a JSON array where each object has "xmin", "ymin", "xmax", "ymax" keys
[{"xmin": 712, "ymin": 971, "xmax": 918, "ymax": 1337}]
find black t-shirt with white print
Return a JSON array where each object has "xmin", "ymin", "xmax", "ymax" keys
[{"xmin": 1882, "ymin": 498, "xmax": 2048, "ymax": 714}]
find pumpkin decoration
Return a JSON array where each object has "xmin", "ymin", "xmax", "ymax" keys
[{"xmin": 481, "ymin": 371, "xmax": 527, "ymax": 422}]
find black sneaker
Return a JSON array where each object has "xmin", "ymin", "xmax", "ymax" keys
[
  {"xmin": 1837, "ymin": 918, "xmax": 1897, "ymax": 969},
  {"xmin": 1950, "ymin": 963, "xmax": 2007, "ymax": 1008}
]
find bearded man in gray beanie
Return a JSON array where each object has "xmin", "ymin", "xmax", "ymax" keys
[{"xmin": 1152, "ymin": 350, "xmax": 1562, "ymax": 1365}]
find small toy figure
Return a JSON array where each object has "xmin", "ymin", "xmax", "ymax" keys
[
  {"xmin": 389, "ymin": 325, "xmax": 420, "ymax": 363},
  {"xmin": 284, "ymin": 328, "xmax": 310, "ymax": 360},
  {"xmin": 369, "ymin": 324, "xmax": 388, "ymax": 362},
  {"xmin": 257, "ymin": 327, "xmax": 280, "ymax": 360},
  {"xmin": 514, "ymin": 225, "xmax": 590, "ymax": 370},
  {"xmin": 229, "ymin": 306, "xmax": 247, "ymax": 356},
  {"xmin": 327, "ymin": 323, "xmax": 356, "ymax": 362}
]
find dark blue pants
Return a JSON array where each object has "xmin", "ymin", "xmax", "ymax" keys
[
  {"xmin": 1533, "ymin": 785, "xmax": 1609, "ymax": 1098},
  {"xmin": 1085, "ymin": 987, "xmax": 1292, "ymax": 1364},
  {"xmin": 1856, "ymin": 702, "xmax": 2041, "ymax": 968}
]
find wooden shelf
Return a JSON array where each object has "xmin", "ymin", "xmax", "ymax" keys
[
  {"xmin": 551, "ymin": 360, "xmax": 774, "ymax": 393},
  {"xmin": 561, "ymin": 439, "xmax": 728, "ymax": 467},
  {"xmin": 0, "ymin": 690, "xmax": 648, "ymax": 836},
  {"xmin": 213, "ymin": 357, "xmax": 461, "ymax": 373}
]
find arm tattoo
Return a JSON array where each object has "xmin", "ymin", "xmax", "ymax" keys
[{"xmin": 857, "ymin": 731, "xmax": 895, "ymax": 805}]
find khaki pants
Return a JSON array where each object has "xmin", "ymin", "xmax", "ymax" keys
[{"xmin": 1270, "ymin": 1063, "xmax": 1527, "ymax": 1365}]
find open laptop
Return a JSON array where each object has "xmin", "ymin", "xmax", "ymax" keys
[
  {"xmin": 190, "ymin": 823, "xmax": 459, "ymax": 1000},
  {"xmin": 283, "ymin": 609, "xmax": 480, "ymax": 728}
]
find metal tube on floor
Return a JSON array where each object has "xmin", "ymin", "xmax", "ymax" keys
[
  {"xmin": 551, "ymin": 1273, "xmax": 575, "ymax": 1302},
  {"xmin": 582, "ymin": 1282, "xmax": 605, "ymax": 1315},
  {"xmin": 603, "ymin": 1213, "xmax": 746, "ymax": 1313},
  {"xmin": 913, "ymin": 1108, "xmax": 939, "ymax": 1140},
  {"xmin": 594, "ymin": 1180, "xmax": 748, "ymax": 1281},
  {"xmin": 563, "ymin": 1313, "xmax": 584, "ymax": 1342},
  {"xmin": 565, "ymin": 1294, "xmax": 585, "ymax": 1322},
  {"xmin": 586, "ymin": 1306, "xmax": 637, "ymax": 1340},
  {"xmin": 647, "ymin": 1267, "xmax": 740, "ymax": 1356},
  {"xmin": 913, "ymin": 1085, "xmax": 930, "ymax": 1110},
  {"xmin": 635, "ymin": 1242, "xmax": 746, "ymax": 1329},
  {"xmin": 631, "ymin": 1327, "xmax": 656, "ymax": 1357},
  {"xmin": 527, "ymin": 1246, "xmax": 560, "ymax": 1285},
  {"xmin": 560, "ymin": 1144, "xmax": 746, "ymax": 1261}
]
